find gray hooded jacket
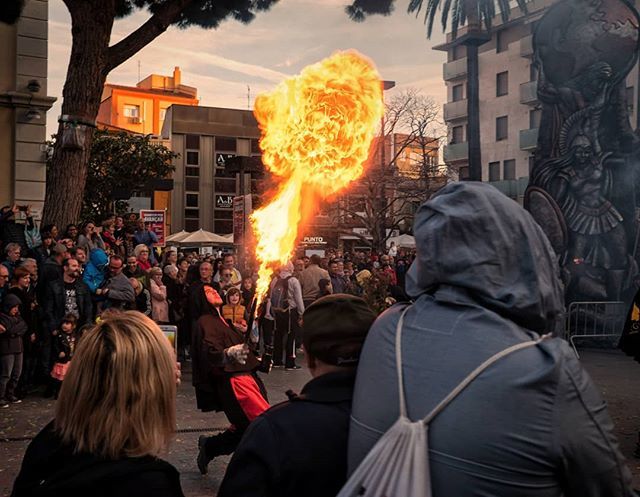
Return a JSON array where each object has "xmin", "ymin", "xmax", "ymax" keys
[{"xmin": 348, "ymin": 183, "xmax": 633, "ymax": 497}]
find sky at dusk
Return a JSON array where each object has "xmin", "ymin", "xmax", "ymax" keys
[{"xmin": 47, "ymin": 0, "xmax": 447, "ymax": 135}]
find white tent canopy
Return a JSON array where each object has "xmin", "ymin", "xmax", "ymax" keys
[
  {"xmin": 165, "ymin": 230, "xmax": 191, "ymax": 243},
  {"xmin": 386, "ymin": 234, "xmax": 415, "ymax": 249},
  {"xmin": 179, "ymin": 229, "xmax": 233, "ymax": 245}
]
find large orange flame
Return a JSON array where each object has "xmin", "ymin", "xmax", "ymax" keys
[{"xmin": 251, "ymin": 50, "xmax": 384, "ymax": 303}]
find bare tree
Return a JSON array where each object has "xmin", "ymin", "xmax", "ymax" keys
[{"xmin": 330, "ymin": 89, "xmax": 449, "ymax": 251}]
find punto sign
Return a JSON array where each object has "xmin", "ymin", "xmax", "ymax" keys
[{"xmin": 302, "ymin": 236, "xmax": 327, "ymax": 245}]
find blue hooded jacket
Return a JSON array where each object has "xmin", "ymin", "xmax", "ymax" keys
[{"xmin": 83, "ymin": 248, "xmax": 108, "ymax": 294}]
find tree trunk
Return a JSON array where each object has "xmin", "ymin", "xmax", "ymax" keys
[{"xmin": 43, "ymin": 0, "xmax": 115, "ymax": 227}]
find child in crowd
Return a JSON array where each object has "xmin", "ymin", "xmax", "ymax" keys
[
  {"xmin": 222, "ymin": 287, "xmax": 248, "ymax": 333},
  {"xmin": 50, "ymin": 314, "xmax": 78, "ymax": 399},
  {"xmin": 318, "ymin": 278, "xmax": 333, "ymax": 297},
  {"xmin": 0, "ymin": 294, "xmax": 28, "ymax": 407}
]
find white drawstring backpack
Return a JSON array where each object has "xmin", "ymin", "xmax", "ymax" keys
[{"xmin": 337, "ymin": 306, "xmax": 550, "ymax": 497}]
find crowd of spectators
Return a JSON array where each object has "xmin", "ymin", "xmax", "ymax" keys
[{"xmin": 0, "ymin": 202, "xmax": 413, "ymax": 406}]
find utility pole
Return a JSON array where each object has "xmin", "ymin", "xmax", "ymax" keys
[{"xmin": 378, "ymin": 80, "xmax": 395, "ymax": 252}]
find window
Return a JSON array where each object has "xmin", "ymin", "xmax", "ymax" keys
[
  {"xmin": 215, "ymin": 178, "xmax": 237, "ymax": 194},
  {"xmin": 503, "ymin": 159, "xmax": 516, "ymax": 180},
  {"xmin": 452, "ymin": 44, "xmax": 466, "ymax": 61},
  {"xmin": 186, "ymin": 151, "xmax": 199, "ymax": 165},
  {"xmin": 529, "ymin": 64, "xmax": 539, "ymax": 82},
  {"xmin": 186, "ymin": 134, "xmax": 200, "ymax": 149},
  {"xmin": 496, "ymin": 30, "xmax": 507, "ymax": 53},
  {"xmin": 214, "ymin": 220, "xmax": 233, "ymax": 234},
  {"xmin": 186, "ymin": 194, "xmax": 199, "ymax": 208},
  {"xmin": 185, "ymin": 219, "xmax": 199, "ymax": 232},
  {"xmin": 452, "ymin": 84, "xmax": 464, "ymax": 102},
  {"xmin": 251, "ymin": 140, "xmax": 261, "ymax": 154},
  {"xmin": 159, "ymin": 108, "xmax": 167, "ymax": 121},
  {"xmin": 123, "ymin": 105, "xmax": 139, "ymax": 118},
  {"xmin": 626, "ymin": 86, "xmax": 634, "ymax": 114},
  {"xmin": 215, "ymin": 209, "xmax": 234, "ymax": 220},
  {"xmin": 215, "ymin": 166, "xmax": 236, "ymax": 178},
  {"xmin": 496, "ymin": 116, "xmax": 508, "ymax": 141},
  {"xmin": 496, "ymin": 71, "xmax": 508, "ymax": 97},
  {"xmin": 184, "ymin": 208, "xmax": 199, "ymax": 219},
  {"xmin": 489, "ymin": 161, "xmax": 501, "ymax": 181},
  {"xmin": 216, "ymin": 137, "xmax": 237, "ymax": 152},
  {"xmin": 452, "ymin": 125, "xmax": 464, "ymax": 144},
  {"xmin": 528, "ymin": 155, "xmax": 535, "ymax": 174},
  {"xmin": 529, "ymin": 109, "xmax": 542, "ymax": 129},
  {"xmin": 185, "ymin": 167, "xmax": 199, "ymax": 177},
  {"xmin": 185, "ymin": 177, "xmax": 199, "ymax": 191}
]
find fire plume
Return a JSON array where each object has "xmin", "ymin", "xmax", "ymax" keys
[{"xmin": 251, "ymin": 51, "xmax": 384, "ymax": 303}]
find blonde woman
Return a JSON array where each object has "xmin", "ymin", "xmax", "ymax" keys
[
  {"xmin": 150, "ymin": 267, "xmax": 170, "ymax": 324},
  {"xmin": 12, "ymin": 312, "xmax": 184, "ymax": 497},
  {"xmin": 135, "ymin": 243, "xmax": 152, "ymax": 273}
]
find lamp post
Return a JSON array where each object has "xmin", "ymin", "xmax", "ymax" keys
[{"xmin": 378, "ymin": 80, "xmax": 396, "ymax": 252}]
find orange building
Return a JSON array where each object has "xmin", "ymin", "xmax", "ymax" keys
[
  {"xmin": 97, "ymin": 67, "xmax": 198, "ymax": 225},
  {"xmin": 97, "ymin": 66, "xmax": 198, "ymax": 136}
]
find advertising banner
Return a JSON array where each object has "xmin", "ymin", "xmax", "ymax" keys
[{"xmin": 140, "ymin": 209, "xmax": 166, "ymax": 247}]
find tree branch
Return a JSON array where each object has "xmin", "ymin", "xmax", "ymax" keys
[{"xmin": 106, "ymin": 0, "xmax": 195, "ymax": 73}]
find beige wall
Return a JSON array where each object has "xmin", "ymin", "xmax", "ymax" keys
[{"xmin": 0, "ymin": 0, "xmax": 56, "ymax": 214}]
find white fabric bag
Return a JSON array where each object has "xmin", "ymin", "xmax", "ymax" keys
[{"xmin": 338, "ymin": 306, "xmax": 549, "ymax": 497}]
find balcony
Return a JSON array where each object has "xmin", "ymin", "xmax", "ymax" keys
[
  {"xmin": 520, "ymin": 81, "xmax": 538, "ymax": 105},
  {"xmin": 443, "ymin": 57, "xmax": 467, "ymax": 81},
  {"xmin": 444, "ymin": 142, "xmax": 469, "ymax": 163},
  {"xmin": 520, "ymin": 34, "xmax": 533, "ymax": 57},
  {"xmin": 519, "ymin": 128, "xmax": 539, "ymax": 151},
  {"xmin": 489, "ymin": 177, "xmax": 530, "ymax": 202},
  {"xmin": 443, "ymin": 99, "xmax": 468, "ymax": 121}
]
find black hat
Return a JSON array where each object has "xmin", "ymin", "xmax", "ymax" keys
[{"xmin": 302, "ymin": 294, "xmax": 377, "ymax": 366}]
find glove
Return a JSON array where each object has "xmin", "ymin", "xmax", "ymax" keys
[{"xmin": 225, "ymin": 344, "xmax": 249, "ymax": 365}]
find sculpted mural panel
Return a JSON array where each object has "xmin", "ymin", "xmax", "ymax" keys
[{"xmin": 525, "ymin": 0, "xmax": 640, "ymax": 304}]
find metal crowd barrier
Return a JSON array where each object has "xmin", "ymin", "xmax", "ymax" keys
[{"xmin": 565, "ymin": 301, "xmax": 626, "ymax": 358}]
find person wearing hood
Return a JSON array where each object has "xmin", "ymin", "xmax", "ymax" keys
[
  {"xmin": 0, "ymin": 293, "xmax": 28, "ymax": 407},
  {"xmin": 347, "ymin": 182, "xmax": 634, "ymax": 497},
  {"xmin": 269, "ymin": 262, "xmax": 305, "ymax": 370},
  {"xmin": 12, "ymin": 312, "xmax": 185, "ymax": 497},
  {"xmin": 83, "ymin": 248, "xmax": 108, "ymax": 295},
  {"xmin": 193, "ymin": 286, "xmax": 269, "ymax": 475}
]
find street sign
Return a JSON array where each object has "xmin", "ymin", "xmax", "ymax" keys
[{"xmin": 233, "ymin": 195, "xmax": 252, "ymax": 246}]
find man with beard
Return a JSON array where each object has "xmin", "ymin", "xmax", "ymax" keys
[
  {"xmin": 193, "ymin": 286, "xmax": 269, "ymax": 475},
  {"xmin": 42, "ymin": 259, "xmax": 92, "ymax": 382}
]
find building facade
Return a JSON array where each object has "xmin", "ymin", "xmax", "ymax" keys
[
  {"xmin": 97, "ymin": 67, "xmax": 199, "ymax": 222},
  {"xmin": 162, "ymin": 105, "xmax": 263, "ymax": 234},
  {"xmin": 436, "ymin": 0, "xmax": 640, "ymax": 201},
  {"xmin": 0, "ymin": 0, "xmax": 56, "ymax": 213},
  {"xmin": 97, "ymin": 66, "xmax": 198, "ymax": 136}
]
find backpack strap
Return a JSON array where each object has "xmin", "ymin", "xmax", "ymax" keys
[{"xmin": 394, "ymin": 305, "xmax": 551, "ymax": 423}]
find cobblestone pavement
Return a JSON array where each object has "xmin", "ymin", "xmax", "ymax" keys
[{"xmin": 1, "ymin": 349, "xmax": 640, "ymax": 496}]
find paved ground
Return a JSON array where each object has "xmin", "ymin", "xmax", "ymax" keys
[{"xmin": 2, "ymin": 349, "xmax": 640, "ymax": 496}]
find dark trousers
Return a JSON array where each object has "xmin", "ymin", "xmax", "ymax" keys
[
  {"xmin": 203, "ymin": 374, "xmax": 268, "ymax": 459},
  {"xmin": 0, "ymin": 352, "xmax": 23, "ymax": 399},
  {"xmin": 274, "ymin": 309, "xmax": 298, "ymax": 367}
]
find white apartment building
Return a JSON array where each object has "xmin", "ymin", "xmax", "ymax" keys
[{"xmin": 436, "ymin": 0, "xmax": 640, "ymax": 201}]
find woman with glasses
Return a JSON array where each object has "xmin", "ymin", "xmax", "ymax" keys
[{"xmin": 134, "ymin": 244, "xmax": 153, "ymax": 273}]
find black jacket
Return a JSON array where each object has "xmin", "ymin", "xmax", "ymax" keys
[
  {"xmin": 43, "ymin": 279, "xmax": 93, "ymax": 333},
  {"xmin": 217, "ymin": 370, "xmax": 356, "ymax": 497},
  {"xmin": 11, "ymin": 422, "xmax": 184, "ymax": 497},
  {"xmin": 0, "ymin": 211, "xmax": 32, "ymax": 252},
  {"xmin": 39, "ymin": 256, "xmax": 63, "ymax": 301},
  {"xmin": 0, "ymin": 294, "xmax": 28, "ymax": 355}
]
